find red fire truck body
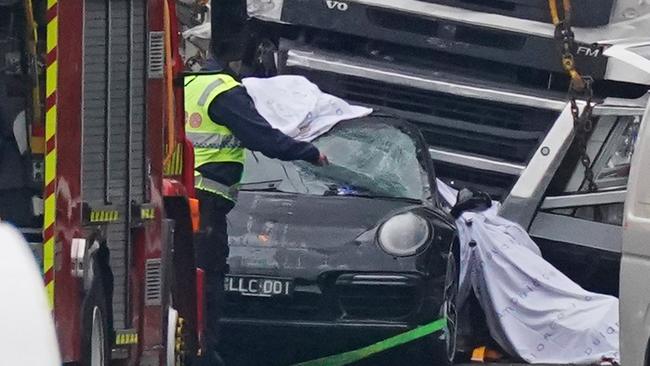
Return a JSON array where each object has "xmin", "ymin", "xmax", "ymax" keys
[{"xmin": 0, "ymin": 0, "xmax": 198, "ymax": 364}]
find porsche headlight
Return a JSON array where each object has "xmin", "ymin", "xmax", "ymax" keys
[
  {"xmin": 378, "ymin": 212, "xmax": 431, "ymax": 256},
  {"xmin": 593, "ymin": 116, "xmax": 641, "ymax": 188},
  {"xmin": 247, "ymin": 0, "xmax": 283, "ymax": 21}
]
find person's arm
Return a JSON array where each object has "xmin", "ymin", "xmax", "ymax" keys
[{"xmin": 207, "ymin": 85, "xmax": 322, "ymax": 163}]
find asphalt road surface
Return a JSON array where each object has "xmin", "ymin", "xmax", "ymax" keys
[{"xmin": 218, "ymin": 333, "xmax": 528, "ymax": 366}]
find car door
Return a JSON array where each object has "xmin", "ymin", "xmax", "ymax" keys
[{"xmin": 619, "ymin": 42, "xmax": 650, "ymax": 366}]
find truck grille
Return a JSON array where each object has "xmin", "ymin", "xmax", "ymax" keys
[
  {"xmin": 366, "ymin": 8, "xmax": 526, "ymax": 51},
  {"xmin": 416, "ymin": 0, "xmax": 614, "ymax": 27},
  {"xmin": 224, "ymin": 291, "xmax": 324, "ymax": 320},
  {"xmin": 336, "ymin": 284, "xmax": 419, "ymax": 320},
  {"xmin": 300, "ymin": 70, "xmax": 558, "ymax": 164}
]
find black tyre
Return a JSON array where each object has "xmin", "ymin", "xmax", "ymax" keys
[{"xmin": 81, "ymin": 269, "xmax": 111, "ymax": 366}]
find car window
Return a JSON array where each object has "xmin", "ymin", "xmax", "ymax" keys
[{"xmin": 240, "ymin": 120, "xmax": 429, "ymax": 200}]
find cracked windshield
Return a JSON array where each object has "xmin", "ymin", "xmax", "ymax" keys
[{"xmin": 240, "ymin": 121, "xmax": 427, "ymax": 200}]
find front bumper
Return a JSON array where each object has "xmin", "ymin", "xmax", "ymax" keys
[
  {"xmin": 222, "ymin": 270, "xmax": 445, "ymax": 323},
  {"xmin": 219, "ymin": 317, "xmax": 444, "ymax": 364}
]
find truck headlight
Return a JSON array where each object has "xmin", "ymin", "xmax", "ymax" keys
[
  {"xmin": 378, "ymin": 212, "xmax": 431, "ymax": 256},
  {"xmin": 247, "ymin": 0, "xmax": 283, "ymax": 21},
  {"xmin": 593, "ymin": 116, "xmax": 641, "ymax": 188}
]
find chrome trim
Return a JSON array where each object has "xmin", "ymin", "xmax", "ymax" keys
[
  {"xmin": 286, "ymin": 48, "xmax": 649, "ymax": 116},
  {"xmin": 285, "ymin": 49, "xmax": 567, "ymax": 111},
  {"xmin": 593, "ymin": 105, "xmax": 647, "ymax": 117},
  {"xmin": 499, "ymin": 103, "xmax": 575, "ymax": 228},
  {"xmin": 595, "ymin": 95, "xmax": 649, "ymax": 116},
  {"xmin": 345, "ymin": 0, "xmax": 650, "ymax": 45},
  {"xmin": 530, "ymin": 212, "xmax": 622, "ymax": 253},
  {"xmin": 352, "ymin": 275, "xmax": 409, "ymax": 281},
  {"xmin": 429, "ymin": 148, "xmax": 524, "ymax": 176},
  {"xmin": 541, "ymin": 190, "xmax": 627, "ymax": 209}
]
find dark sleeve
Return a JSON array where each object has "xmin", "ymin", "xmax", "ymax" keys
[{"xmin": 207, "ymin": 86, "xmax": 320, "ymax": 163}]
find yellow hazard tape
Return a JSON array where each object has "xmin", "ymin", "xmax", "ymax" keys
[
  {"xmin": 43, "ymin": 0, "xmax": 58, "ymax": 311},
  {"xmin": 45, "ymin": 61, "xmax": 57, "ymax": 98},
  {"xmin": 46, "ymin": 16, "xmax": 58, "ymax": 54},
  {"xmin": 44, "ymin": 148, "xmax": 56, "ymax": 186},
  {"xmin": 45, "ymin": 105, "xmax": 56, "ymax": 140}
]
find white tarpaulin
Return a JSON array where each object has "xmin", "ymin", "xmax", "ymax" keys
[
  {"xmin": 438, "ymin": 180, "xmax": 620, "ymax": 364},
  {"xmin": 243, "ymin": 75, "xmax": 620, "ymax": 364},
  {"xmin": 242, "ymin": 75, "xmax": 372, "ymax": 142}
]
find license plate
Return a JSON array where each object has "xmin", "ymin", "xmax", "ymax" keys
[{"xmin": 224, "ymin": 275, "xmax": 293, "ymax": 297}]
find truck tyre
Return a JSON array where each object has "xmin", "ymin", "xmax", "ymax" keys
[{"xmin": 81, "ymin": 269, "xmax": 111, "ymax": 366}]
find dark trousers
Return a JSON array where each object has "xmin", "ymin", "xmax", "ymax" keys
[{"xmin": 195, "ymin": 189, "xmax": 235, "ymax": 356}]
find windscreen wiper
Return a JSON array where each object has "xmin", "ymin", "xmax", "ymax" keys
[
  {"xmin": 324, "ymin": 185, "xmax": 421, "ymax": 203},
  {"xmin": 238, "ymin": 179, "xmax": 284, "ymax": 191}
]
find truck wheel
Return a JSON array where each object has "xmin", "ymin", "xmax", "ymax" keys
[{"xmin": 81, "ymin": 271, "xmax": 111, "ymax": 366}]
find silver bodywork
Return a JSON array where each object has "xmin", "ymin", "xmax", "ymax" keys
[
  {"xmin": 248, "ymin": 2, "xmax": 649, "ymax": 250},
  {"xmin": 248, "ymin": 0, "xmax": 650, "ymax": 84},
  {"xmin": 621, "ymin": 54, "xmax": 650, "ymax": 366}
]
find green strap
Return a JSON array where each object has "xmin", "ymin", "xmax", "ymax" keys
[{"xmin": 292, "ymin": 317, "xmax": 447, "ymax": 366}]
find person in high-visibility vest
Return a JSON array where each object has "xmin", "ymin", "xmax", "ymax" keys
[{"xmin": 186, "ymin": 61, "xmax": 328, "ymax": 365}]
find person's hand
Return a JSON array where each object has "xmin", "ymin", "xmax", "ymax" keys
[{"xmin": 314, "ymin": 152, "xmax": 330, "ymax": 166}]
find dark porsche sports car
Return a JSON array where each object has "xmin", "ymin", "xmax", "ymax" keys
[{"xmin": 221, "ymin": 115, "xmax": 459, "ymax": 366}]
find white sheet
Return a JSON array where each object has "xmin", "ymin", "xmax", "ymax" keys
[
  {"xmin": 438, "ymin": 179, "xmax": 620, "ymax": 364},
  {"xmin": 242, "ymin": 75, "xmax": 372, "ymax": 142}
]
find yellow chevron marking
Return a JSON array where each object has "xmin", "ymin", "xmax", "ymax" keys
[
  {"xmin": 46, "ymin": 61, "xmax": 57, "ymax": 98},
  {"xmin": 46, "ymin": 16, "xmax": 58, "ymax": 53}
]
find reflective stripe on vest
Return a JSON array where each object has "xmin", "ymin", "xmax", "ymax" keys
[
  {"xmin": 195, "ymin": 173, "xmax": 239, "ymax": 202},
  {"xmin": 186, "ymin": 132, "xmax": 242, "ymax": 149},
  {"xmin": 196, "ymin": 78, "xmax": 224, "ymax": 106}
]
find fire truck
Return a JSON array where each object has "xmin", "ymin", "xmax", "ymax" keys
[{"xmin": 0, "ymin": 0, "xmax": 202, "ymax": 365}]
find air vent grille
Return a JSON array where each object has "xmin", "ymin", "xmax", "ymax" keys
[
  {"xmin": 145, "ymin": 258, "xmax": 162, "ymax": 305},
  {"xmin": 147, "ymin": 31, "xmax": 164, "ymax": 78}
]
